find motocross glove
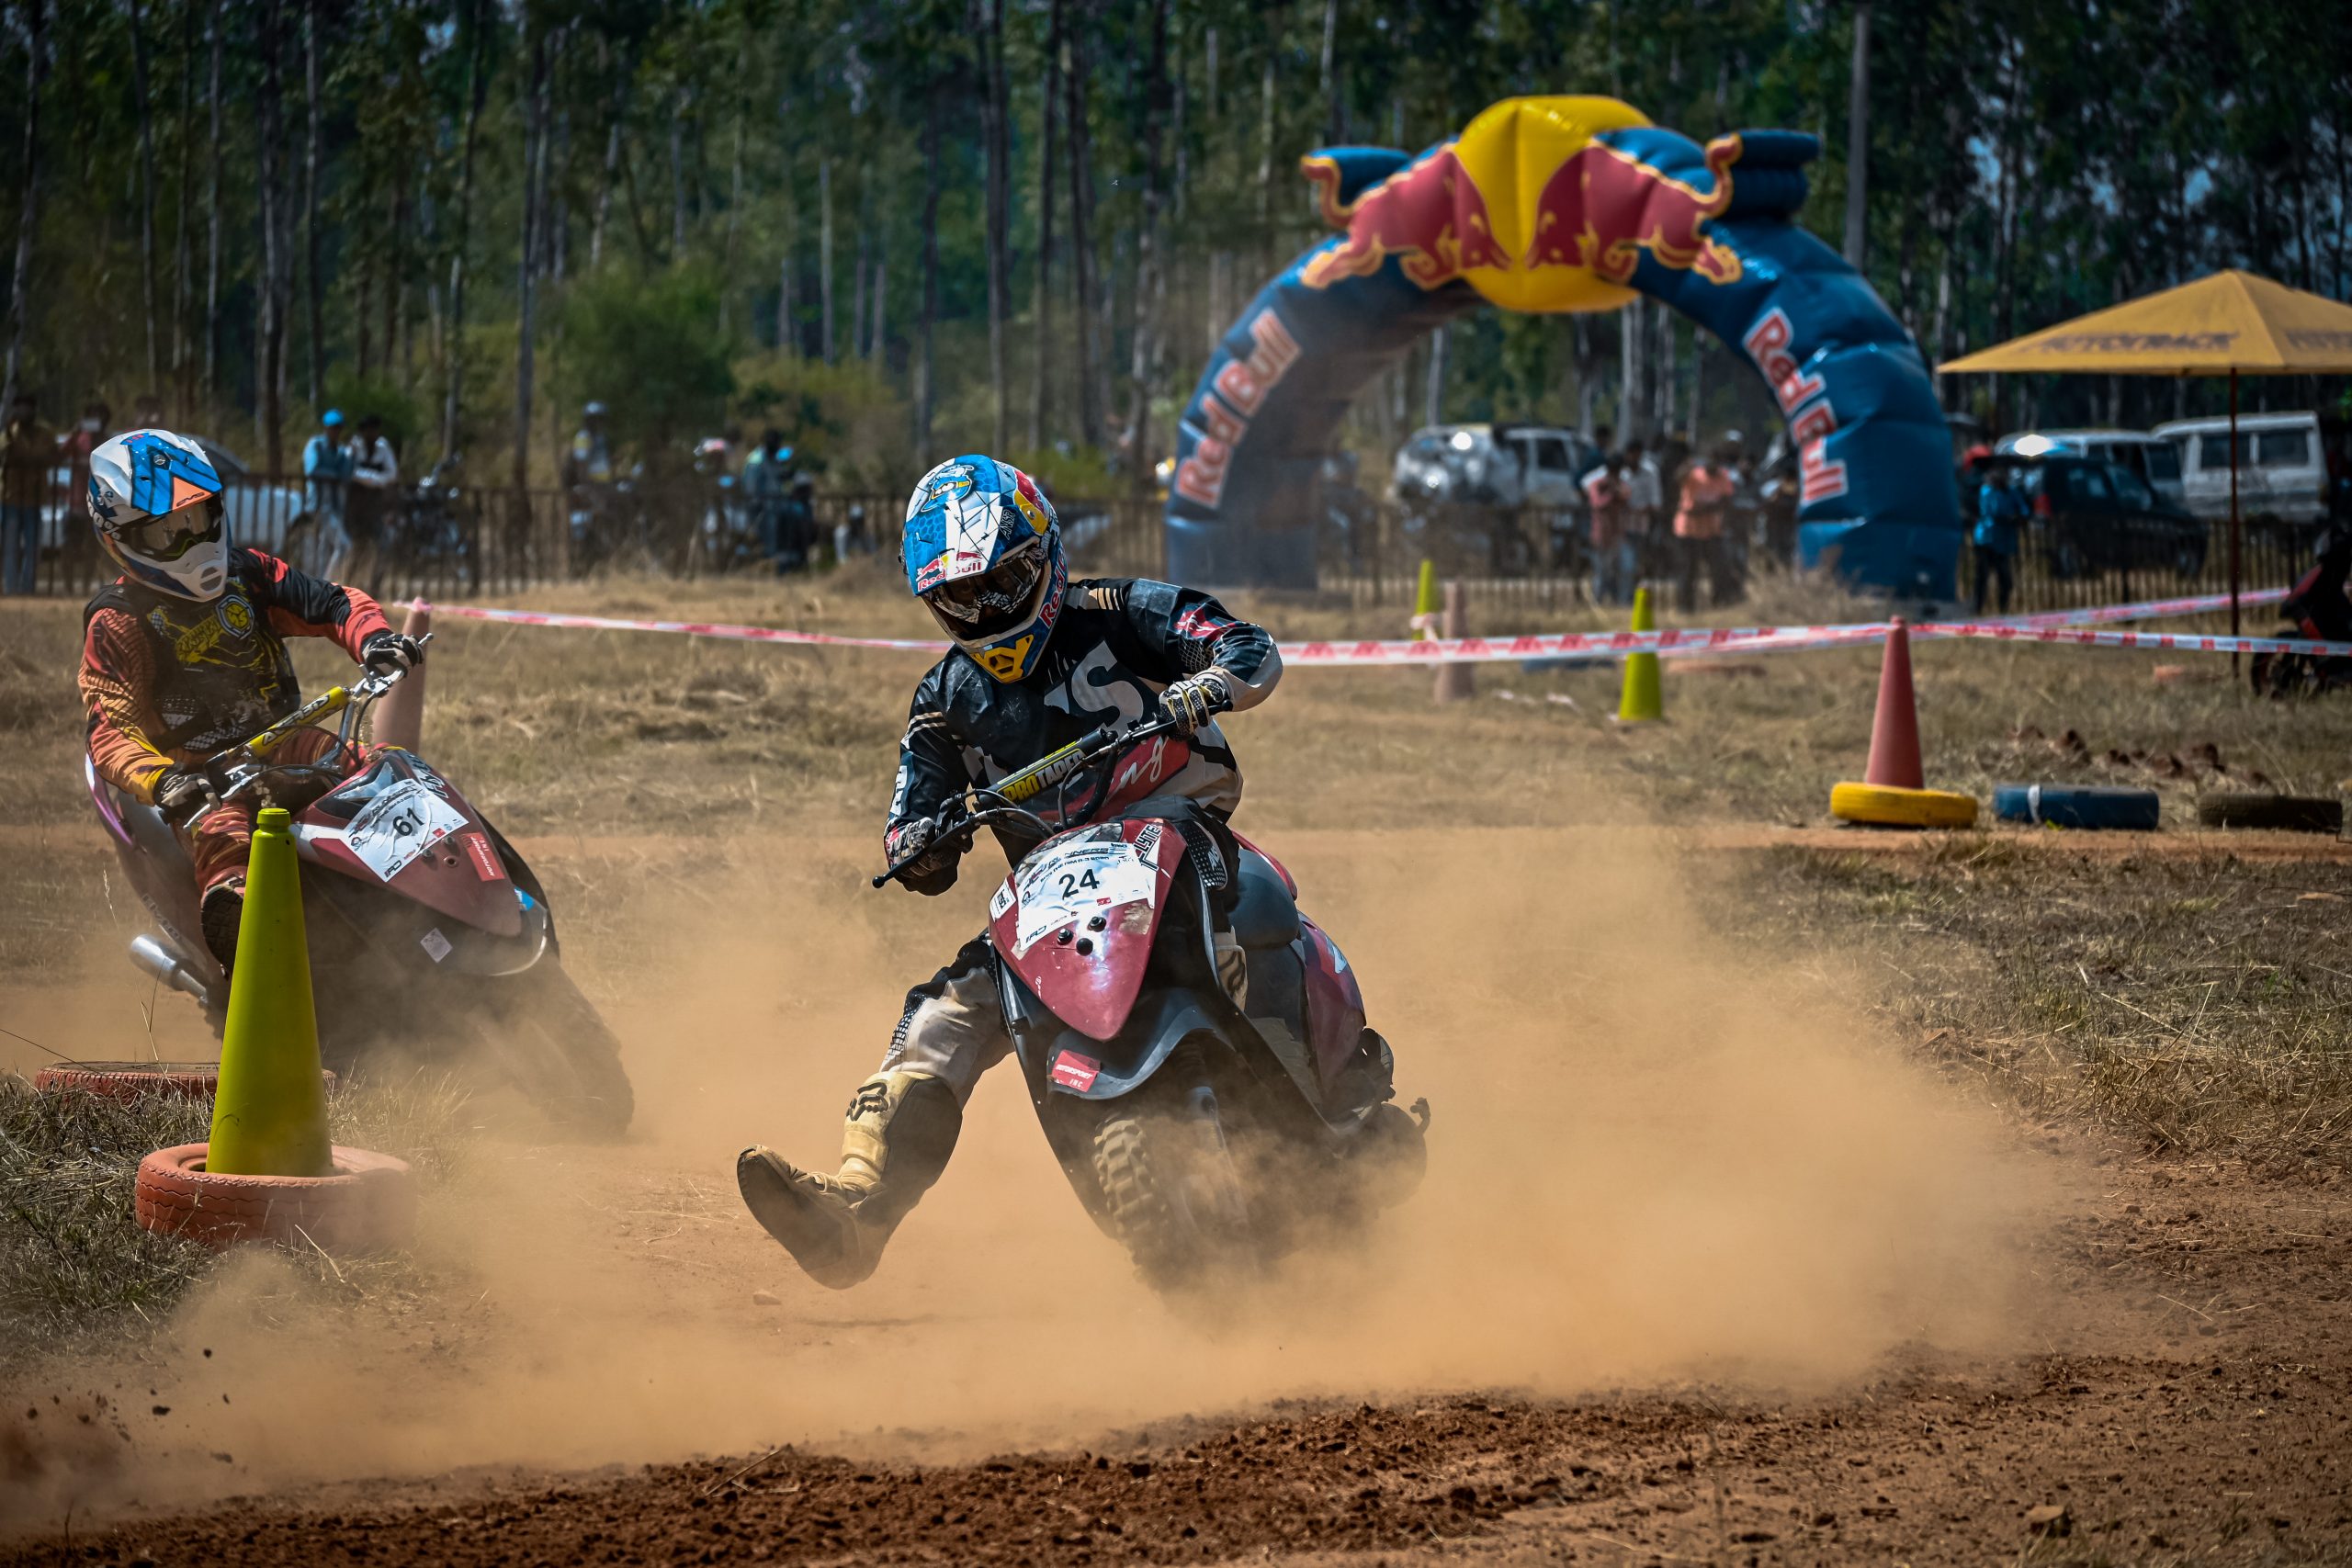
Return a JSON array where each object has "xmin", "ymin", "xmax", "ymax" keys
[
  {"xmin": 886, "ymin": 817, "xmax": 964, "ymax": 895},
  {"xmin": 1159, "ymin": 671, "xmax": 1232, "ymax": 736},
  {"xmin": 362, "ymin": 630, "xmax": 425, "ymax": 677},
  {"xmin": 152, "ymin": 765, "xmax": 210, "ymax": 816}
]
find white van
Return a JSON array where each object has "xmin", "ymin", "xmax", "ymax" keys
[
  {"xmin": 1994, "ymin": 429, "xmax": 2185, "ymax": 508},
  {"xmin": 2154, "ymin": 411, "xmax": 2327, "ymax": 525}
]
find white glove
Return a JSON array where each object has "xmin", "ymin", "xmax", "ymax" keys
[
  {"xmin": 1159, "ymin": 671, "xmax": 1231, "ymax": 736},
  {"xmin": 153, "ymin": 767, "xmax": 210, "ymax": 816}
]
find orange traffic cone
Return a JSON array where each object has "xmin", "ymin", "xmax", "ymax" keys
[
  {"xmin": 1863, "ymin": 616, "xmax": 1923, "ymax": 789},
  {"xmin": 1829, "ymin": 617, "xmax": 1977, "ymax": 829}
]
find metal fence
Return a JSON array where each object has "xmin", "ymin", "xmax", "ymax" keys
[{"xmin": 1, "ymin": 470, "xmax": 2315, "ymax": 623}]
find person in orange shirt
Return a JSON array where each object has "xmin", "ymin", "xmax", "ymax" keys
[{"xmin": 1672, "ymin": 445, "xmax": 1738, "ymax": 611}]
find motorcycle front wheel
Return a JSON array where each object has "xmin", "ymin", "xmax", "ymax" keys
[
  {"xmin": 474, "ymin": 961, "xmax": 635, "ymax": 1137},
  {"xmin": 1088, "ymin": 1052, "xmax": 1258, "ymax": 1292}
]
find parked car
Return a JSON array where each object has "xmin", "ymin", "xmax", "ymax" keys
[
  {"xmin": 2154, "ymin": 410, "xmax": 2327, "ymax": 528},
  {"xmin": 1389, "ymin": 423, "xmax": 1601, "ymax": 572},
  {"xmin": 2003, "ymin": 454, "xmax": 2208, "ymax": 580},
  {"xmin": 1996, "ymin": 429, "xmax": 2184, "ymax": 508}
]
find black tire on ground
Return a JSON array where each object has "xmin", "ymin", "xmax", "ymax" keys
[
  {"xmin": 2196, "ymin": 793, "xmax": 2345, "ymax": 834},
  {"xmin": 1090, "ymin": 1096, "xmax": 1254, "ymax": 1292},
  {"xmin": 479, "ymin": 962, "xmax": 635, "ymax": 1137}
]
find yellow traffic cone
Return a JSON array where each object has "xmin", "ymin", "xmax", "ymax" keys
[
  {"xmin": 207, "ymin": 807, "xmax": 334, "ymax": 1177},
  {"xmin": 1615, "ymin": 586, "xmax": 1664, "ymax": 724},
  {"xmin": 1411, "ymin": 558, "xmax": 1440, "ymax": 639}
]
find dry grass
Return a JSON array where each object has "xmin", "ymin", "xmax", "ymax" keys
[
  {"xmin": 1736, "ymin": 842, "xmax": 2352, "ymax": 1173},
  {"xmin": 0, "ymin": 1074, "xmax": 473, "ymax": 1367}
]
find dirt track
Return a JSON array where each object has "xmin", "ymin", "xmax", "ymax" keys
[{"xmin": 15, "ymin": 1166, "xmax": 2351, "ymax": 1566}]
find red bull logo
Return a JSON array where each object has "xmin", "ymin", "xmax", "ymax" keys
[
  {"xmin": 1301, "ymin": 145, "xmax": 1510, "ymax": 290},
  {"xmin": 1523, "ymin": 134, "xmax": 1743, "ymax": 286},
  {"xmin": 1298, "ymin": 97, "xmax": 1744, "ymax": 310}
]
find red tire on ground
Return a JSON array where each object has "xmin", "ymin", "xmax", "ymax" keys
[
  {"xmin": 35, "ymin": 1062, "xmax": 338, "ymax": 1101},
  {"xmin": 133, "ymin": 1143, "xmax": 416, "ymax": 1253}
]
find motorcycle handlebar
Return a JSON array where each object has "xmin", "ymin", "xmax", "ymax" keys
[{"xmin": 867, "ymin": 713, "xmax": 1190, "ymax": 890}]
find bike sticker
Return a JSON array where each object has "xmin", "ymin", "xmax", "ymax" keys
[
  {"xmin": 1012, "ymin": 839, "xmax": 1158, "ymax": 955},
  {"xmin": 419, "ymin": 927, "xmax": 453, "ymax": 963},
  {"xmin": 345, "ymin": 776, "xmax": 469, "ymax": 884},
  {"xmin": 1048, "ymin": 1049, "xmax": 1101, "ymax": 1092},
  {"xmin": 462, "ymin": 831, "xmax": 506, "ymax": 882},
  {"xmin": 1130, "ymin": 821, "xmax": 1163, "ymax": 864},
  {"xmin": 989, "ymin": 880, "xmax": 1015, "ymax": 921}
]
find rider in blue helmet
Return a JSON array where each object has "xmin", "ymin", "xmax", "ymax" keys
[{"xmin": 737, "ymin": 454, "xmax": 1285, "ymax": 1288}]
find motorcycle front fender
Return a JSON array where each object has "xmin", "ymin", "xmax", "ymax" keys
[
  {"xmin": 301, "ymin": 868, "xmax": 552, "ymax": 977},
  {"xmin": 1013, "ymin": 984, "xmax": 1231, "ymax": 1111}
]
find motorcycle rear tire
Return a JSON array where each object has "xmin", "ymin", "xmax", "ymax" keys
[
  {"xmin": 1091, "ymin": 1095, "xmax": 1254, "ymax": 1292},
  {"xmin": 478, "ymin": 963, "xmax": 635, "ymax": 1137}
]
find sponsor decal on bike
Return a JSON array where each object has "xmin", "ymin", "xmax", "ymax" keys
[
  {"xmin": 1012, "ymin": 831, "xmax": 1159, "ymax": 956},
  {"xmin": 345, "ymin": 776, "xmax": 468, "ymax": 884},
  {"xmin": 1049, "ymin": 1049, "xmax": 1102, "ymax": 1092},
  {"xmin": 462, "ymin": 831, "xmax": 505, "ymax": 882},
  {"xmin": 419, "ymin": 927, "xmax": 453, "ymax": 963},
  {"xmin": 1130, "ymin": 820, "xmax": 1163, "ymax": 864}
]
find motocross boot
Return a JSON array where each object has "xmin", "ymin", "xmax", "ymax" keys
[
  {"xmin": 736, "ymin": 1068, "xmax": 962, "ymax": 1291},
  {"xmin": 199, "ymin": 877, "xmax": 246, "ymax": 975}
]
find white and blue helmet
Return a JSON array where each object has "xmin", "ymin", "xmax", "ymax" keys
[
  {"xmin": 86, "ymin": 428, "xmax": 231, "ymax": 601},
  {"xmin": 901, "ymin": 455, "xmax": 1066, "ymax": 682}
]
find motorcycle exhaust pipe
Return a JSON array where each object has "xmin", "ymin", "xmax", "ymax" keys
[{"xmin": 129, "ymin": 934, "xmax": 212, "ymax": 1002}]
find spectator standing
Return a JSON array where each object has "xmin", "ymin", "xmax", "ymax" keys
[
  {"xmin": 1973, "ymin": 463, "xmax": 2025, "ymax": 615},
  {"xmin": 0, "ymin": 393, "xmax": 58, "ymax": 594},
  {"xmin": 301, "ymin": 409, "xmax": 356, "ymax": 577},
  {"xmin": 346, "ymin": 414, "xmax": 400, "ymax": 590},
  {"xmin": 1623, "ymin": 435, "xmax": 1662, "ymax": 591},
  {"xmin": 1672, "ymin": 445, "xmax": 1738, "ymax": 610},
  {"xmin": 59, "ymin": 399, "xmax": 112, "ymax": 589},
  {"xmin": 1583, "ymin": 453, "xmax": 1634, "ymax": 606},
  {"xmin": 742, "ymin": 428, "xmax": 789, "ymax": 569}
]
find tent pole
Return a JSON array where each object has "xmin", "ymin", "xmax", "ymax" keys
[{"xmin": 2229, "ymin": 367, "xmax": 2242, "ymax": 675}]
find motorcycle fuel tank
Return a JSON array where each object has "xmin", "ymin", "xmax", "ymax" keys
[{"xmin": 989, "ymin": 818, "xmax": 1190, "ymax": 1043}]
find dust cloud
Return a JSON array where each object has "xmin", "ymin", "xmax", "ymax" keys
[{"xmin": 2, "ymin": 814, "xmax": 2049, "ymax": 1526}]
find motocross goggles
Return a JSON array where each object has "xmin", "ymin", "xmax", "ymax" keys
[
  {"xmin": 922, "ymin": 541, "xmax": 1045, "ymax": 637},
  {"xmin": 116, "ymin": 497, "xmax": 225, "ymax": 562}
]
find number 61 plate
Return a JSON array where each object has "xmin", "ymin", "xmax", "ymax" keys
[{"xmin": 344, "ymin": 777, "xmax": 469, "ymax": 883}]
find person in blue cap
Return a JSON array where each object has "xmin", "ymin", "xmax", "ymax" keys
[{"xmin": 301, "ymin": 408, "xmax": 356, "ymax": 577}]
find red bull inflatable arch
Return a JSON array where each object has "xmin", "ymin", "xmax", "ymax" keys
[{"xmin": 1166, "ymin": 95, "xmax": 1961, "ymax": 595}]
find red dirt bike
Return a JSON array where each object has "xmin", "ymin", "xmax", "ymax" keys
[
  {"xmin": 85, "ymin": 641, "xmax": 633, "ymax": 1134},
  {"xmin": 874, "ymin": 709, "xmax": 1429, "ymax": 1289}
]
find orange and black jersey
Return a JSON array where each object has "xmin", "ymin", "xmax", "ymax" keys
[{"xmin": 80, "ymin": 548, "xmax": 391, "ymax": 804}]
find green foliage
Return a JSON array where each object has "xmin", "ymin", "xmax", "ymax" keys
[
  {"xmin": 322, "ymin": 371, "xmax": 430, "ymax": 461},
  {"xmin": 556, "ymin": 266, "xmax": 739, "ymax": 473},
  {"xmin": 731, "ymin": 352, "xmax": 912, "ymax": 491}
]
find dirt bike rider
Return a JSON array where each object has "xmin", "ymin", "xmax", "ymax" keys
[
  {"xmin": 738, "ymin": 454, "xmax": 1285, "ymax": 1288},
  {"xmin": 2277, "ymin": 526, "xmax": 2352, "ymax": 689},
  {"xmin": 76, "ymin": 429, "xmax": 424, "ymax": 972}
]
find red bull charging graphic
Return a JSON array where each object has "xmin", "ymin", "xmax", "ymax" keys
[{"xmin": 1169, "ymin": 95, "xmax": 1958, "ymax": 598}]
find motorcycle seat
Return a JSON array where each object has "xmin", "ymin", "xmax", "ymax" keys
[{"xmin": 1231, "ymin": 848, "xmax": 1301, "ymax": 950}]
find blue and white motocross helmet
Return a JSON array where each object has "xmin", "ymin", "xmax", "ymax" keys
[
  {"xmin": 902, "ymin": 455, "xmax": 1066, "ymax": 682},
  {"xmin": 86, "ymin": 429, "xmax": 231, "ymax": 601}
]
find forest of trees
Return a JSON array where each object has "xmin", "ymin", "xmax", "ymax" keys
[{"xmin": 1, "ymin": 0, "xmax": 2347, "ymax": 493}]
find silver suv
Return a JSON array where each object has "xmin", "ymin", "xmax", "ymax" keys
[{"xmin": 1390, "ymin": 423, "xmax": 1598, "ymax": 508}]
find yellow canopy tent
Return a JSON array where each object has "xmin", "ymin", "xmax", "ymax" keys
[{"xmin": 1940, "ymin": 270, "xmax": 2352, "ymax": 639}]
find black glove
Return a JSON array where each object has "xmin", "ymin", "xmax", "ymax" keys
[
  {"xmin": 1159, "ymin": 671, "xmax": 1232, "ymax": 736},
  {"xmin": 153, "ymin": 765, "xmax": 210, "ymax": 817},
  {"xmin": 886, "ymin": 817, "xmax": 964, "ymax": 894},
  {"xmin": 363, "ymin": 631, "xmax": 425, "ymax": 677}
]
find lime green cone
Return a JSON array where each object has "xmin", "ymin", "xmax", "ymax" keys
[
  {"xmin": 1616, "ymin": 586, "xmax": 1664, "ymax": 724},
  {"xmin": 207, "ymin": 807, "xmax": 334, "ymax": 1177},
  {"xmin": 1412, "ymin": 558, "xmax": 1440, "ymax": 638}
]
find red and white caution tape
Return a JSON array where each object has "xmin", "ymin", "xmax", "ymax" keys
[{"xmin": 424, "ymin": 585, "xmax": 2321, "ymax": 666}]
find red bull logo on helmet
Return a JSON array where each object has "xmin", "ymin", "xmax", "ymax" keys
[{"xmin": 1298, "ymin": 96, "xmax": 1743, "ymax": 313}]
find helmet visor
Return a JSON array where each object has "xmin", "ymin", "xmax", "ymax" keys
[
  {"xmin": 924, "ymin": 545, "xmax": 1044, "ymax": 638},
  {"xmin": 119, "ymin": 498, "xmax": 222, "ymax": 562}
]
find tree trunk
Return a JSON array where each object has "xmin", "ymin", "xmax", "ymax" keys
[
  {"xmin": 442, "ymin": 0, "xmax": 489, "ymax": 464},
  {"xmin": 202, "ymin": 0, "xmax": 222, "ymax": 402},
  {"xmin": 591, "ymin": 43, "xmax": 628, "ymax": 269},
  {"xmin": 1423, "ymin": 323, "xmax": 1447, "ymax": 426},
  {"xmin": 819, "ymin": 156, "xmax": 835, "ymax": 364},
  {"xmin": 1255, "ymin": 12, "xmax": 1276, "ymax": 270},
  {"xmin": 980, "ymin": 0, "xmax": 1011, "ymax": 454},
  {"xmin": 128, "ymin": 0, "xmax": 160, "ymax": 389},
  {"xmin": 871, "ymin": 251, "xmax": 888, "ymax": 368},
  {"xmin": 302, "ymin": 0, "xmax": 324, "ymax": 411},
  {"xmin": 1617, "ymin": 299, "xmax": 1642, "ymax": 438},
  {"xmin": 1125, "ymin": 0, "xmax": 1170, "ymax": 488},
  {"xmin": 668, "ymin": 86, "xmax": 688, "ymax": 259},
  {"xmin": 256, "ymin": 0, "xmax": 286, "ymax": 472},
  {"xmin": 514, "ymin": 19, "xmax": 548, "ymax": 497},
  {"xmin": 1067, "ymin": 0, "xmax": 1101, "ymax": 448},
  {"xmin": 170, "ymin": 0, "xmax": 195, "ymax": 410},
  {"xmin": 1841, "ymin": 1, "xmax": 1871, "ymax": 270},
  {"xmin": 1029, "ymin": 0, "xmax": 1062, "ymax": 451},
  {"xmin": 0, "ymin": 0, "xmax": 44, "ymax": 417},
  {"xmin": 388, "ymin": 170, "xmax": 407, "ymax": 388},
  {"xmin": 1318, "ymin": 0, "xmax": 1342, "ymax": 142},
  {"xmin": 916, "ymin": 94, "xmax": 941, "ymax": 449},
  {"xmin": 852, "ymin": 204, "xmax": 869, "ymax": 358}
]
